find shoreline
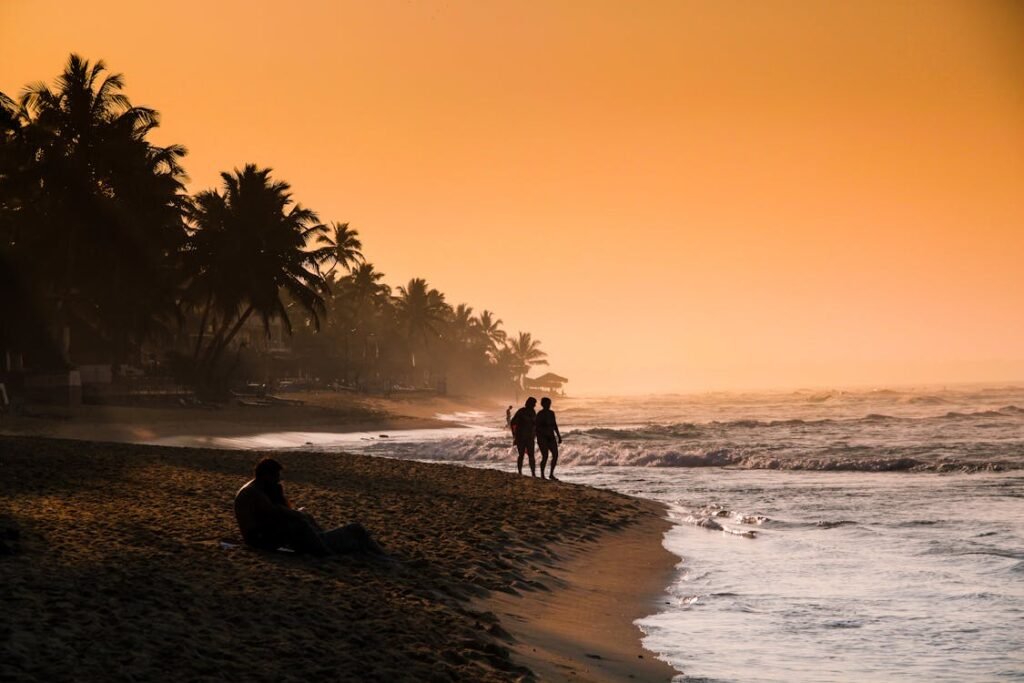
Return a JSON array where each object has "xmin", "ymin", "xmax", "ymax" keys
[
  {"xmin": 0, "ymin": 391, "xmax": 496, "ymax": 444},
  {"xmin": 0, "ymin": 435, "xmax": 679, "ymax": 681},
  {"xmin": 486, "ymin": 510, "xmax": 679, "ymax": 681}
]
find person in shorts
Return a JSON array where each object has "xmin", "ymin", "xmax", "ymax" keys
[
  {"xmin": 536, "ymin": 397, "xmax": 563, "ymax": 480},
  {"xmin": 510, "ymin": 397, "xmax": 538, "ymax": 476}
]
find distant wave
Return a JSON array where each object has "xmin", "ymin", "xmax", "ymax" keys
[
  {"xmin": 348, "ymin": 400, "xmax": 1024, "ymax": 473},
  {"xmin": 566, "ymin": 406, "xmax": 1023, "ymax": 439},
  {"xmin": 816, "ymin": 520, "xmax": 858, "ymax": 529},
  {"xmin": 902, "ymin": 395, "xmax": 948, "ymax": 405},
  {"xmin": 372, "ymin": 434, "xmax": 1022, "ymax": 472},
  {"xmin": 862, "ymin": 413, "xmax": 902, "ymax": 422},
  {"xmin": 937, "ymin": 405, "xmax": 1024, "ymax": 419}
]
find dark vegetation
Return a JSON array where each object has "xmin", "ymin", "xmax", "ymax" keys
[{"xmin": 0, "ymin": 55, "xmax": 550, "ymax": 400}]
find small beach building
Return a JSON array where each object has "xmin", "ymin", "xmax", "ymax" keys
[{"xmin": 524, "ymin": 372, "xmax": 569, "ymax": 396}]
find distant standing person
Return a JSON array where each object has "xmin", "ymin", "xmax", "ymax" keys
[
  {"xmin": 536, "ymin": 397, "xmax": 563, "ymax": 480},
  {"xmin": 510, "ymin": 397, "xmax": 538, "ymax": 476},
  {"xmin": 505, "ymin": 405, "xmax": 513, "ymax": 429}
]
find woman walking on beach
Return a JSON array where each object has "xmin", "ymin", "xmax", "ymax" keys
[{"xmin": 536, "ymin": 397, "xmax": 563, "ymax": 480}]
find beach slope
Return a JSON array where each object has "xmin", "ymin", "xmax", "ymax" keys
[{"xmin": 0, "ymin": 436, "xmax": 677, "ymax": 681}]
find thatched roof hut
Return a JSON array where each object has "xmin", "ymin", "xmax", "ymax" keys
[{"xmin": 524, "ymin": 372, "xmax": 569, "ymax": 395}]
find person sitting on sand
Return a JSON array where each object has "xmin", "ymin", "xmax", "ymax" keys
[
  {"xmin": 510, "ymin": 397, "xmax": 538, "ymax": 477},
  {"xmin": 234, "ymin": 457, "xmax": 384, "ymax": 556},
  {"xmin": 536, "ymin": 397, "xmax": 563, "ymax": 480}
]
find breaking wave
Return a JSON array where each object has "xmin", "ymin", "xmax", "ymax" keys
[
  {"xmin": 346, "ymin": 393, "xmax": 1024, "ymax": 472},
  {"xmin": 372, "ymin": 432, "xmax": 1022, "ymax": 472},
  {"xmin": 576, "ymin": 406, "xmax": 1024, "ymax": 435}
]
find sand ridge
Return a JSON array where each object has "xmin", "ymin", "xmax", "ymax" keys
[{"xmin": 0, "ymin": 435, "xmax": 675, "ymax": 681}]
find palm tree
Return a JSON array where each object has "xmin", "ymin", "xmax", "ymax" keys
[
  {"xmin": 344, "ymin": 262, "xmax": 390, "ymax": 309},
  {"xmin": 339, "ymin": 262, "xmax": 392, "ymax": 380},
  {"xmin": 508, "ymin": 331, "xmax": 548, "ymax": 389},
  {"xmin": 449, "ymin": 303, "xmax": 476, "ymax": 347},
  {"xmin": 0, "ymin": 92, "xmax": 25, "ymax": 199},
  {"xmin": 475, "ymin": 310, "xmax": 507, "ymax": 360},
  {"xmin": 394, "ymin": 278, "xmax": 447, "ymax": 370},
  {"xmin": 0, "ymin": 54, "xmax": 188, "ymax": 367},
  {"xmin": 184, "ymin": 164, "xmax": 327, "ymax": 390},
  {"xmin": 316, "ymin": 221, "xmax": 363, "ymax": 276}
]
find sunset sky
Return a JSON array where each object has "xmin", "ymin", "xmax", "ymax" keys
[{"xmin": 2, "ymin": 0, "xmax": 1022, "ymax": 394}]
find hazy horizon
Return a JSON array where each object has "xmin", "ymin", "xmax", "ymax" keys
[
  {"xmin": 4, "ymin": 0, "xmax": 1022, "ymax": 395},
  {"xmin": 538, "ymin": 377, "xmax": 1024, "ymax": 399}
]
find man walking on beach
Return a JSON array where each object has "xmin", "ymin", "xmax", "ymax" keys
[
  {"xmin": 234, "ymin": 457, "xmax": 384, "ymax": 556},
  {"xmin": 536, "ymin": 397, "xmax": 563, "ymax": 480},
  {"xmin": 510, "ymin": 397, "xmax": 538, "ymax": 476}
]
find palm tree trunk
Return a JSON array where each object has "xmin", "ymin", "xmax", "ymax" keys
[
  {"xmin": 192, "ymin": 292, "xmax": 214, "ymax": 362},
  {"xmin": 198, "ymin": 315, "xmax": 227, "ymax": 368},
  {"xmin": 206, "ymin": 305, "xmax": 254, "ymax": 371},
  {"xmin": 196, "ymin": 306, "xmax": 254, "ymax": 393}
]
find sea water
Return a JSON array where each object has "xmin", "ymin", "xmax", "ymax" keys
[{"xmin": 164, "ymin": 385, "xmax": 1024, "ymax": 681}]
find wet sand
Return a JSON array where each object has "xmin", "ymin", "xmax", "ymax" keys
[
  {"xmin": 0, "ymin": 435, "xmax": 678, "ymax": 681},
  {"xmin": 0, "ymin": 391, "xmax": 487, "ymax": 444},
  {"xmin": 491, "ymin": 521, "xmax": 677, "ymax": 681}
]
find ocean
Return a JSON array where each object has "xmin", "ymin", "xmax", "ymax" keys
[{"xmin": 165, "ymin": 385, "xmax": 1024, "ymax": 681}]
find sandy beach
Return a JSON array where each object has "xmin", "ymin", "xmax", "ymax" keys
[
  {"xmin": 0, "ymin": 435, "xmax": 678, "ymax": 681},
  {"xmin": 0, "ymin": 391, "xmax": 487, "ymax": 445}
]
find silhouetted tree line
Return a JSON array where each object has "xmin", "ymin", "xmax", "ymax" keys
[{"xmin": 0, "ymin": 55, "xmax": 549, "ymax": 397}]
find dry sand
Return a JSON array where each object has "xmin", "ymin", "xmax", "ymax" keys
[{"xmin": 0, "ymin": 435, "xmax": 679, "ymax": 681}]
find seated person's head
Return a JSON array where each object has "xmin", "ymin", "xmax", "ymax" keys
[{"xmin": 254, "ymin": 457, "xmax": 283, "ymax": 484}]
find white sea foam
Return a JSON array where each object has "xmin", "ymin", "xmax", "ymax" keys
[
  {"xmin": 628, "ymin": 468, "xmax": 1024, "ymax": 683},
  {"xmin": 347, "ymin": 428, "xmax": 1021, "ymax": 472},
  {"xmin": 316, "ymin": 389, "xmax": 1024, "ymax": 472}
]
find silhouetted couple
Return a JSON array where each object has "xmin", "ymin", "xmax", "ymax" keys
[
  {"xmin": 234, "ymin": 457, "xmax": 385, "ymax": 557},
  {"xmin": 509, "ymin": 396, "xmax": 562, "ymax": 479}
]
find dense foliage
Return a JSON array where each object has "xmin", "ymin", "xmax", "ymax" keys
[{"xmin": 0, "ymin": 55, "xmax": 549, "ymax": 397}]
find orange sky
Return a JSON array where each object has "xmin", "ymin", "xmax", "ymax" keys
[{"xmin": 3, "ymin": 0, "xmax": 1022, "ymax": 394}]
